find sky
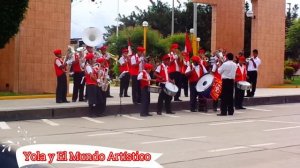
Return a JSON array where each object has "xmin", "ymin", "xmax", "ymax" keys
[{"xmin": 71, "ymin": 0, "xmax": 300, "ymax": 40}]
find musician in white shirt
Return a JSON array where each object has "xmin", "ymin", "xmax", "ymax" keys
[
  {"xmin": 218, "ymin": 53, "xmax": 237, "ymax": 116},
  {"xmin": 246, "ymin": 49, "xmax": 261, "ymax": 97}
]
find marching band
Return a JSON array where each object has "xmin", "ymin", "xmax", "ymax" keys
[{"xmin": 53, "ymin": 29, "xmax": 261, "ymax": 117}]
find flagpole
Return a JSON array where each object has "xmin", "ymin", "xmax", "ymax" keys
[
  {"xmin": 171, "ymin": 0, "xmax": 174, "ymax": 35},
  {"xmin": 116, "ymin": 0, "xmax": 120, "ymax": 38}
]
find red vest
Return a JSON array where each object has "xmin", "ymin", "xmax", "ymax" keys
[
  {"xmin": 181, "ymin": 56, "xmax": 190, "ymax": 74},
  {"xmin": 156, "ymin": 64, "xmax": 168, "ymax": 83},
  {"xmin": 54, "ymin": 57, "xmax": 65, "ymax": 77},
  {"xmin": 119, "ymin": 56, "xmax": 129, "ymax": 73},
  {"xmin": 129, "ymin": 54, "xmax": 140, "ymax": 76},
  {"xmin": 102, "ymin": 53, "xmax": 110, "ymax": 68},
  {"xmin": 85, "ymin": 66, "xmax": 97, "ymax": 85},
  {"xmin": 73, "ymin": 54, "xmax": 83, "ymax": 73},
  {"xmin": 235, "ymin": 65, "xmax": 247, "ymax": 82},
  {"xmin": 140, "ymin": 70, "xmax": 150, "ymax": 88},
  {"xmin": 168, "ymin": 53, "xmax": 178, "ymax": 73},
  {"xmin": 187, "ymin": 65, "xmax": 204, "ymax": 83}
]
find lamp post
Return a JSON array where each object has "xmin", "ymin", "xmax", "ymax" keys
[
  {"xmin": 197, "ymin": 37, "xmax": 201, "ymax": 51},
  {"xmin": 142, "ymin": 21, "xmax": 149, "ymax": 54},
  {"xmin": 190, "ymin": 28, "xmax": 197, "ymax": 56}
]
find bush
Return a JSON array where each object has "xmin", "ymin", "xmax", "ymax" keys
[{"xmin": 284, "ymin": 66, "xmax": 295, "ymax": 79}]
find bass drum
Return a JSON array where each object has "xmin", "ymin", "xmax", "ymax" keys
[
  {"xmin": 196, "ymin": 74, "xmax": 214, "ymax": 98},
  {"xmin": 163, "ymin": 82, "xmax": 178, "ymax": 96}
]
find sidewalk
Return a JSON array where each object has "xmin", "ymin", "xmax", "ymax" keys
[{"xmin": 0, "ymin": 87, "xmax": 299, "ymax": 121}]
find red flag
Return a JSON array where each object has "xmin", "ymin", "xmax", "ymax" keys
[
  {"xmin": 184, "ymin": 32, "xmax": 192, "ymax": 54},
  {"xmin": 127, "ymin": 38, "xmax": 133, "ymax": 56}
]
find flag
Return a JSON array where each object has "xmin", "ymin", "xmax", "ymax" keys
[
  {"xmin": 184, "ymin": 32, "xmax": 192, "ymax": 55},
  {"xmin": 128, "ymin": 38, "xmax": 133, "ymax": 56}
]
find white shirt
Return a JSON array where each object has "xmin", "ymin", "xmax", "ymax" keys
[
  {"xmin": 247, "ymin": 56, "xmax": 261, "ymax": 71},
  {"xmin": 185, "ymin": 64, "xmax": 208, "ymax": 77},
  {"xmin": 218, "ymin": 60, "xmax": 237, "ymax": 79},
  {"xmin": 137, "ymin": 70, "xmax": 151, "ymax": 81},
  {"xmin": 100, "ymin": 52, "xmax": 111, "ymax": 60},
  {"xmin": 85, "ymin": 64, "xmax": 93, "ymax": 74},
  {"xmin": 55, "ymin": 58, "xmax": 62, "ymax": 67},
  {"xmin": 212, "ymin": 63, "xmax": 218, "ymax": 73},
  {"xmin": 119, "ymin": 55, "xmax": 127, "ymax": 65},
  {"xmin": 130, "ymin": 54, "xmax": 140, "ymax": 65},
  {"xmin": 155, "ymin": 63, "xmax": 169, "ymax": 83}
]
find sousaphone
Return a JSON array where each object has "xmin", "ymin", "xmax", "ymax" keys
[{"xmin": 82, "ymin": 27, "xmax": 102, "ymax": 47}]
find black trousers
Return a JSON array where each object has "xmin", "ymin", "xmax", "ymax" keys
[
  {"xmin": 86, "ymin": 85, "xmax": 106, "ymax": 115},
  {"xmin": 247, "ymin": 71, "xmax": 257, "ymax": 96},
  {"xmin": 213, "ymin": 99, "xmax": 219, "ymax": 110},
  {"xmin": 157, "ymin": 84, "xmax": 172, "ymax": 113},
  {"xmin": 141, "ymin": 87, "xmax": 150, "ymax": 116},
  {"xmin": 56, "ymin": 73, "xmax": 68, "ymax": 103},
  {"xmin": 220, "ymin": 79, "xmax": 234, "ymax": 115},
  {"xmin": 131, "ymin": 75, "xmax": 141, "ymax": 103},
  {"xmin": 190, "ymin": 82, "xmax": 207, "ymax": 111},
  {"xmin": 120, "ymin": 73, "xmax": 130, "ymax": 96},
  {"xmin": 235, "ymin": 83, "xmax": 245, "ymax": 108},
  {"xmin": 169, "ymin": 71, "xmax": 182, "ymax": 99},
  {"xmin": 182, "ymin": 74, "xmax": 189, "ymax": 96},
  {"xmin": 72, "ymin": 71, "xmax": 85, "ymax": 101}
]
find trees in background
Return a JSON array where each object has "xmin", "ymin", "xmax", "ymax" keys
[
  {"xmin": 0, "ymin": 0, "xmax": 29, "ymax": 48},
  {"xmin": 104, "ymin": 0, "xmax": 212, "ymax": 50}
]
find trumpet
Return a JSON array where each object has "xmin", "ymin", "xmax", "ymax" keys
[
  {"xmin": 97, "ymin": 68, "xmax": 111, "ymax": 92},
  {"xmin": 107, "ymin": 52, "xmax": 119, "ymax": 61}
]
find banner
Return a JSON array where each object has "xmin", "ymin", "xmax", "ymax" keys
[{"xmin": 16, "ymin": 144, "xmax": 162, "ymax": 168}]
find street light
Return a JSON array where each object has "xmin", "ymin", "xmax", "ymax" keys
[
  {"xmin": 197, "ymin": 37, "xmax": 201, "ymax": 51},
  {"xmin": 142, "ymin": 21, "xmax": 149, "ymax": 54},
  {"xmin": 190, "ymin": 28, "xmax": 197, "ymax": 56}
]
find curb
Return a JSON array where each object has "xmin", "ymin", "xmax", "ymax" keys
[
  {"xmin": 0, "ymin": 94, "xmax": 73, "ymax": 100},
  {"xmin": 0, "ymin": 95, "xmax": 299, "ymax": 121}
]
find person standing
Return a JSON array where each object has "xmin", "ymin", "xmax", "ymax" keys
[
  {"xmin": 138, "ymin": 63, "xmax": 153, "ymax": 117},
  {"xmin": 185, "ymin": 56, "xmax": 207, "ymax": 112},
  {"xmin": 246, "ymin": 49, "xmax": 261, "ymax": 97},
  {"xmin": 53, "ymin": 49, "xmax": 69, "ymax": 103},
  {"xmin": 168, "ymin": 43, "xmax": 182, "ymax": 101},
  {"xmin": 217, "ymin": 53, "xmax": 237, "ymax": 116},
  {"xmin": 72, "ymin": 52, "xmax": 85, "ymax": 102},
  {"xmin": 130, "ymin": 47, "xmax": 144, "ymax": 104},
  {"xmin": 99, "ymin": 45, "xmax": 113, "ymax": 98},
  {"xmin": 235, "ymin": 56, "xmax": 247, "ymax": 110},
  {"xmin": 211, "ymin": 56, "xmax": 222, "ymax": 112},
  {"xmin": 154, "ymin": 55, "xmax": 175, "ymax": 115},
  {"xmin": 84, "ymin": 53, "xmax": 102, "ymax": 116},
  {"xmin": 118, "ymin": 48, "xmax": 130, "ymax": 97},
  {"xmin": 181, "ymin": 52, "xmax": 190, "ymax": 97}
]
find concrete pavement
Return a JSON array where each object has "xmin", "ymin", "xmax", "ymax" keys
[{"xmin": 1, "ymin": 103, "xmax": 300, "ymax": 167}]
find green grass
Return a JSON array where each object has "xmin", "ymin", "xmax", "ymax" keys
[
  {"xmin": 291, "ymin": 76, "xmax": 300, "ymax": 85},
  {"xmin": 0, "ymin": 92, "xmax": 25, "ymax": 96}
]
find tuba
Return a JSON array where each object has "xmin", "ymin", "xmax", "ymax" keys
[{"xmin": 82, "ymin": 27, "xmax": 102, "ymax": 47}]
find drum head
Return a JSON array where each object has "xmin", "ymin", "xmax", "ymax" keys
[
  {"xmin": 165, "ymin": 82, "xmax": 179, "ymax": 93},
  {"xmin": 196, "ymin": 74, "xmax": 214, "ymax": 92},
  {"xmin": 238, "ymin": 81, "xmax": 251, "ymax": 86}
]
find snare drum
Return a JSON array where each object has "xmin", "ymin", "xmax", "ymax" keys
[
  {"xmin": 163, "ymin": 82, "xmax": 178, "ymax": 96},
  {"xmin": 196, "ymin": 74, "xmax": 214, "ymax": 98},
  {"xmin": 149, "ymin": 86, "xmax": 161, "ymax": 93},
  {"xmin": 237, "ymin": 81, "xmax": 252, "ymax": 90}
]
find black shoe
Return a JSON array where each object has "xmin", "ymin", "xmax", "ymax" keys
[
  {"xmin": 119, "ymin": 95, "xmax": 123, "ymax": 97},
  {"xmin": 185, "ymin": 95, "xmax": 188, "ymax": 97},
  {"xmin": 191, "ymin": 109, "xmax": 197, "ymax": 112},
  {"xmin": 96, "ymin": 113, "xmax": 105, "ymax": 117},
  {"xmin": 107, "ymin": 95, "xmax": 114, "ymax": 98},
  {"xmin": 56, "ymin": 101, "xmax": 63, "ymax": 103},
  {"xmin": 213, "ymin": 108, "xmax": 218, "ymax": 112},
  {"xmin": 217, "ymin": 114, "xmax": 227, "ymax": 116},
  {"xmin": 166, "ymin": 112, "xmax": 176, "ymax": 114},
  {"xmin": 140, "ymin": 114, "xmax": 148, "ymax": 117},
  {"xmin": 157, "ymin": 112, "xmax": 162, "ymax": 115},
  {"xmin": 174, "ymin": 99, "xmax": 182, "ymax": 102},
  {"xmin": 240, "ymin": 107, "xmax": 246, "ymax": 110},
  {"xmin": 63, "ymin": 101, "xmax": 70, "ymax": 103},
  {"xmin": 235, "ymin": 107, "xmax": 241, "ymax": 110},
  {"xmin": 79, "ymin": 99, "xmax": 85, "ymax": 102},
  {"xmin": 146, "ymin": 113, "xmax": 153, "ymax": 116},
  {"xmin": 124, "ymin": 95, "xmax": 130, "ymax": 97}
]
